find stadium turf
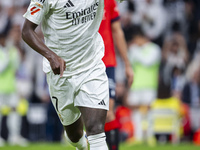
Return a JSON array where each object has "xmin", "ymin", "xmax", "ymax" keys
[{"xmin": 1, "ymin": 142, "xmax": 200, "ymax": 150}]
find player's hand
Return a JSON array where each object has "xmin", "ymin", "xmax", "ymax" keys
[
  {"xmin": 49, "ymin": 54, "xmax": 66, "ymax": 77},
  {"xmin": 125, "ymin": 65, "xmax": 134, "ymax": 88}
]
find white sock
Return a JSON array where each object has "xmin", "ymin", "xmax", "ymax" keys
[
  {"xmin": 65, "ymin": 131, "xmax": 88, "ymax": 150},
  {"xmin": 7, "ymin": 112, "xmax": 21, "ymax": 140},
  {"xmin": 88, "ymin": 132, "xmax": 108, "ymax": 150},
  {"xmin": 147, "ymin": 112, "xmax": 153, "ymax": 139},
  {"xmin": 132, "ymin": 110, "xmax": 143, "ymax": 141}
]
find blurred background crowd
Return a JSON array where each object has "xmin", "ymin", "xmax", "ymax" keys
[{"xmin": 0, "ymin": 0, "xmax": 200, "ymax": 147}]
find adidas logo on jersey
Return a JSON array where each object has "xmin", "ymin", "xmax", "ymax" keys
[
  {"xmin": 98, "ymin": 100, "xmax": 106, "ymax": 106},
  {"xmin": 64, "ymin": 0, "xmax": 74, "ymax": 8}
]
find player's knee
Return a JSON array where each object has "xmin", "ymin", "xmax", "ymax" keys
[
  {"xmin": 86, "ymin": 122, "xmax": 105, "ymax": 136},
  {"xmin": 66, "ymin": 130, "xmax": 83, "ymax": 143}
]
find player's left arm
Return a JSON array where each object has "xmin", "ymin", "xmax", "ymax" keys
[{"xmin": 111, "ymin": 21, "xmax": 133, "ymax": 87}]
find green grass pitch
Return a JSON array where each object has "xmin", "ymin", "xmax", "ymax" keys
[{"xmin": 1, "ymin": 142, "xmax": 200, "ymax": 150}]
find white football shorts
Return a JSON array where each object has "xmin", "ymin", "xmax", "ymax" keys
[
  {"xmin": 46, "ymin": 60, "xmax": 109, "ymax": 126},
  {"xmin": 128, "ymin": 89, "xmax": 157, "ymax": 106}
]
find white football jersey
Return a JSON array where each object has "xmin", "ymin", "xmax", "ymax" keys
[{"xmin": 24, "ymin": 0, "xmax": 105, "ymax": 76}]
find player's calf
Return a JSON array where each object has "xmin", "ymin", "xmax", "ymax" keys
[
  {"xmin": 65, "ymin": 131, "xmax": 88, "ymax": 150},
  {"xmin": 64, "ymin": 117, "xmax": 88, "ymax": 150}
]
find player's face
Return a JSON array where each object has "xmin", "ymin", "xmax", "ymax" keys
[
  {"xmin": 171, "ymin": 42, "xmax": 179, "ymax": 53},
  {"xmin": 132, "ymin": 36, "xmax": 144, "ymax": 47}
]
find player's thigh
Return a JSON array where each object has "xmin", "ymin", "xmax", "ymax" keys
[
  {"xmin": 78, "ymin": 106, "xmax": 107, "ymax": 136},
  {"xmin": 74, "ymin": 61, "xmax": 109, "ymax": 135},
  {"xmin": 47, "ymin": 72, "xmax": 81, "ymax": 126}
]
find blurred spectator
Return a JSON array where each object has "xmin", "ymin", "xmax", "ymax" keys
[
  {"xmin": 117, "ymin": 0, "xmax": 135, "ymax": 28},
  {"xmin": 0, "ymin": 28, "xmax": 27, "ymax": 146},
  {"xmin": 127, "ymin": 26, "xmax": 161, "ymax": 143},
  {"xmin": 163, "ymin": 0, "xmax": 187, "ymax": 36},
  {"xmin": 115, "ymin": 104, "xmax": 134, "ymax": 142},
  {"xmin": 182, "ymin": 61, "xmax": 200, "ymax": 139},
  {"xmin": 163, "ymin": 33, "xmax": 189, "ymax": 69},
  {"xmin": 0, "ymin": 2, "xmax": 12, "ymax": 36},
  {"xmin": 162, "ymin": 32, "xmax": 189, "ymax": 98},
  {"xmin": 10, "ymin": 24, "xmax": 33, "ymax": 140},
  {"xmin": 118, "ymin": 0, "xmax": 167, "ymax": 46},
  {"xmin": 149, "ymin": 74, "xmax": 182, "ymax": 144},
  {"xmin": 185, "ymin": 0, "xmax": 200, "ymax": 56},
  {"xmin": 132, "ymin": 0, "xmax": 167, "ymax": 46}
]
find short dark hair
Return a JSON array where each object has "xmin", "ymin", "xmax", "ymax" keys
[
  {"xmin": 124, "ymin": 25, "xmax": 145, "ymax": 42},
  {"xmin": 130, "ymin": 25, "xmax": 145, "ymax": 39}
]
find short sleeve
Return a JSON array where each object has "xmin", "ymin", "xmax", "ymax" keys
[
  {"xmin": 23, "ymin": 0, "xmax": 50, "ymax": 25},
  {"xmin": 110, "ymin": 0, "xmax": 120, "ymax": 22}
]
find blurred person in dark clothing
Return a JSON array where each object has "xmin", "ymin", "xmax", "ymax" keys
[
  {"xmin": 162, "ymin": 33, "xmax": 189, "ymax": 98},
  {"xmin": 182, "ymin": 62, "xmax": 200, "ymax": 137}
]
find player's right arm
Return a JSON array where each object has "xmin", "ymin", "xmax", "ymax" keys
[
  {"xmin": 22, "ymin": 20, "xmax": 65, "ymax": 77},
  {"xmin": 22, "ymin": 0, "xmax": 65, "ymax": 77}
]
